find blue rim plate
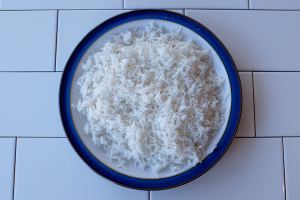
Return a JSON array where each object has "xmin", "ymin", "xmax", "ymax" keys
[{"xmin": 59, "ymin": 9, "xmax": 242, "ymax": 190}]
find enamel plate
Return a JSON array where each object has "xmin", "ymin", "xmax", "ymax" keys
[{"xmin": 59, "ymin": 10, "xmax": 242, "ymax": 190}]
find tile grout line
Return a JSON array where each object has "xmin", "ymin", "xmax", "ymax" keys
[
  {"xmin": 181, "ymin": 8, "xmax": 300, "ymax": 11},
  {"xmin": 0, "ymin": 9, "xmax": 126, "ymax": 11},
  {"xmin": 239, "ymin": 71, "xmax": 300, "ymax": 72},
  {"xmin": 282, "ymin": 138, "xmax": 287, "ymax": 200},
  {"xmin": 54, "ymin": 10, "xmax": 59, "ymax": 72},
  {"xmin": 0, "ymin": 71, "xmax": 63, "ymax": 72},
  {"xmin": 235, "ymin": 136, "xmax": 300, "ymax": 138},
  {"xmin": 12, "ymin": 138, "xmax": 17, "ymax": 200},
  {"xmin": 252, "ymin": 72, "xmax": 257, "ymax": 137},
  {"xmin": 1, "ymin": 136, "xmax": 298, "ymax": 138},
  {"xmin": 0, "ymin": 71, "xmax": 300, "ymax": 73},
  {"xmin": 0, "ymin": 136, "xmax": 66, "ymax": 138},
  {"xmin": 2, "ymin": 8, "xmax": 300, "ymax": 11}
]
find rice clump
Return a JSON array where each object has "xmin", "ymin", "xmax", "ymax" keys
[{"xmin": 76, "ymin": 23, "xmax": 226, "ymax": 174}]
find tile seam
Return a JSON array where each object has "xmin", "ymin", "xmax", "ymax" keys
[
  {"xmin": 1, "ymin": 8, "xmax": 300, "ymax": 11},
  {"xmin": 0, "ymin": 71, "xmax": 63, "ymax": 72},
  {"xmin": 252, "ymin": 72, "xmax": 257, "ymax": 137},
  {"xmin": 0, "ymin": 8, "xmax": 126, "ymax": 11},
  {"xmin": 12, "ymin": 138, "xmax": 17, "ymax": 200},
  {"xmin": 0, "ymin": 71, "xmax": 299, "ymax": 73},
  {"xmin": 282, "ymin": 138, "xmax": 287, "ymax": 200},
  {"xmin": 239, "ymin": 71, "xmax": 300, "ymax": 72},
  {"xmin": 54, "ymin": 10, "xmax": 59, "ymax": 72},
  {"xmin": 2, "ymin": 136, "xmax": 300, "ymax": 138},
  {"xmin": 0, "ymin": 136, "xmax": 67, "ymax": 138},
  {"xmin": 235, "ymin": 136, "xmax": 300, "ymax": 138}
]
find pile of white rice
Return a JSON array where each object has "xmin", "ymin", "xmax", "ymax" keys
[{"xmin": 76, "ymin": 23, "xmax": 226, "ymax": 174}]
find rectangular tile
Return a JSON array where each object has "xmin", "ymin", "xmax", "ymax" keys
[
  {"xmin": 186, "ymin": 10, "xmax": 300, "ymax": 71},
  {"xmin": 14, "ymin": 138, "xmax": 148, "ymax": 200},
  {"xmin": 170, "ymin": 10, "xmax": 184, "ymax": 15},
  {"xmin": 236, "ymin": 72, "xmax": 255, "ymax": 137},
  {"xmin": 0, "ymin": 138, "xmax": 15, "ymax": 200},
  {"xmin": 254, "ymin": 72, "xmax": 300, "ymax": 137},
  {"xmin": 0, "ymin": 73, "xmax": 64, "ymax": 137},
  {"xmin": 56, "ymin": 10, "xmax": 128, "ymax": 72},
  {"xmin": 0, "ymin": 0, "xmax": 122, "ymax": 10},
  {"xmin": 125, "ymin": 0, "xmax": 248, "ymax": 9},
  {"xmin": 250, "ymin": 0, "xmax": 300, "ymax": 10},
  {"xmin": 151, "ymin": 138, "xmax": 285, "ymax": 200},
  {"xmin": 0, "ymin": 11, "xmax": 57, "ymax": 71},
  {"xmin": 284, "ymin": 138, "xmax": 300, "ymax": 200}
]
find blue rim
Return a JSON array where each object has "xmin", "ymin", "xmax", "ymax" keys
[{"xmin": 59, "ymin": 10, "xmax": 241, "ymax": 190}]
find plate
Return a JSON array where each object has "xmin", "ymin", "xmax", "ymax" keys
[{"xmin": 59, "ymin": 10, "xmax": 242, "ymax": 190}]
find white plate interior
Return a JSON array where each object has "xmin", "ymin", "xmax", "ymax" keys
[{"xmin": 70, "ymin": 19, "xmax": 232, "ymax": 179}]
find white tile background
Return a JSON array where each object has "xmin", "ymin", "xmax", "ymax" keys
[
  {"xmin": 185, "ymin": 10, "xmax": 300, "ymax": 72},
  {"xmin": 14, "ymin": 138, "xmax": 147, "ymax": 200},
  {"xmin": 124, "ymin": 0, "xmax": 248, "ymax": 9},
  {"xmin": 0, "ymin": 73, "xmax": 64, "ymax": 137},
  {"xmin": 0, "ymin": 138, "xmax": 15, "ymax": 200},
  {"xmin": 0, "ymin": 0, "xmax": 123, "ymax": 10},
  {"xmin": 284, "ymin": 138, "xmax": 300, "ymax": 200},
  {"xmin": 236, "ymin": 72, "xmax": 255, "ymax": 137},
  {"xmin": 254, "ymin": 72, "xmax": 300, "ymax": 137},
  {"xmin": 0, "ymin": 11, "xmax": 57, "ymax": 71},
  {"xmin": 250, "ymin": 0, "xmax": 300, "ymax": 10},
  {"xmin": 1, "ymin": 1, "xmax": 300, "ymax": 199},
  {"xmin": 151, "ymin": 138, "xmax": 285, "ymax": 200}
]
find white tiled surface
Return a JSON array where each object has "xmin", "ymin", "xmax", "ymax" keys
[
  {"xmin": 0, "ymin": 0, "xmax": 123, "ymax": 10},
  {"xmin": 151, "ymin": 138, "xmax": 285, "ymax": 200},
  {"xmin": 125, "ymin": 0, "xmax": 248, "ymax": 9},
  {"xmin": 14, "ymin": 138, "xmax": 147, "ymax": 200},
  {"xmin": 236, "ymin": 72, "xmax": 255, "ymax": 137},
  {"xmin": 0, "ymin": 138, "xmax": 15, "ymax": 200},
  {"xmin": 254, "ymin": 73, "xmax": 300, "ymax": 137},
  {"xmin": 250, "ymin": 0, "xmax": 300, "ymax": 10},
  {"xmin": 0, "ymin": 73, "xmax": 64, "ymax": 137},
  {"xmin": 186, "ymin": 10, "xmax": 300, "ymax": 71},
  {"xmin": 284, "ymin": 138, "xmax": 300, "ymax": 200},
  {"xmin": 0, "ymin": 11, "xmax": 57, "ymax": 71},
  {"xmin": 2, "ymin": 2, "xmax": 300, "ymax": 200},
  {"xmin": 56, "ymin": 10, "xmax": 128, "ymax": 71}
]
